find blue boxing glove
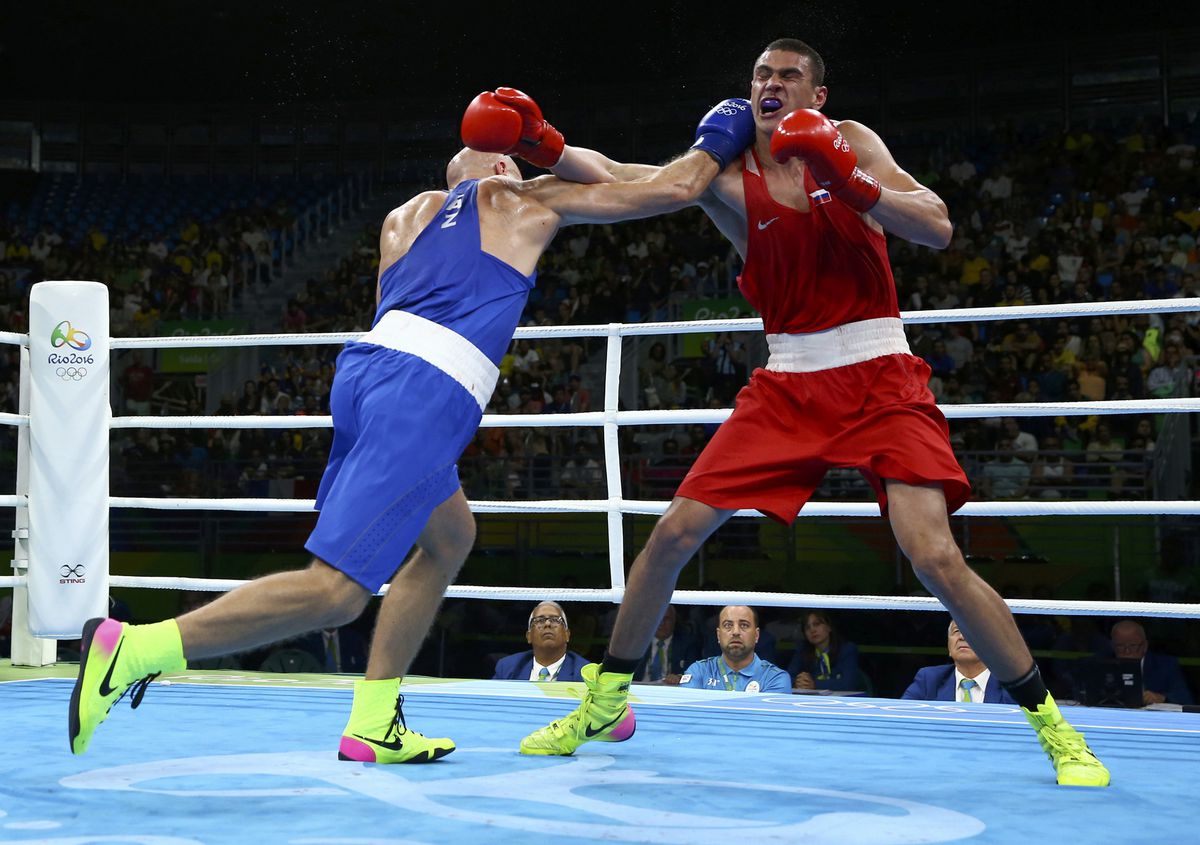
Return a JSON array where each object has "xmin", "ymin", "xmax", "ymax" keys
[{"xmin": 690, "ymin": 98, "xmax": 755, "ymax": 170}]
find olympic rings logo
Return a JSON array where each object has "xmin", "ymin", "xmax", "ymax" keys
[
  {"xmin": 51, "ymin": 320, "xmax": 92, "ymax": 351},
  {"xmin": 56, "ymin": 366, "xmax": 87, "ymax": 381},
  {"xmin": 715, "ymin": 100, "xmax": 748, "ymax": 116}
]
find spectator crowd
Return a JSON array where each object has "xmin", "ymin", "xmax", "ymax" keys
[{"xmin": 1, "ymin": 115, "xmax": 1199, "ymax": 695}]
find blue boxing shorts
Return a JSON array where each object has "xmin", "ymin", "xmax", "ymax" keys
[{"xmin": 305, "ymin": 342, "xmax": 482, "ymax": 591}]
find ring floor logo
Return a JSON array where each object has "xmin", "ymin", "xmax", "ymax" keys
[
  {"xmin": 47, "ymin": 320, "xmax": 95, "ymax": 378},
  {"xmin": 58, "ymin": 750, "xmax": 986, "ymax": 844}
]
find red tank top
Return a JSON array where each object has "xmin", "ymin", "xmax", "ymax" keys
[{"xmin": 738, "ymin": 147, "xmax": 899, "ymax": 334}]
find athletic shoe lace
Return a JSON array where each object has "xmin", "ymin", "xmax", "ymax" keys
[
  {"xmin": 126, "ymin": 672, "xmax": 161, "ymax": 709},
  {"xmin": 1038, "ymin": 721, "xmax": 1091, "ymax": 763},
  {"xmin": 388, "ymin": 692, "xmax": 411, "ymax": 739}
]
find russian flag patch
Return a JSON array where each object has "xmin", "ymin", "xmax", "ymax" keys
[{"xmin": 809, "ymin": 188, "xmax": 832, "ymax": 206}]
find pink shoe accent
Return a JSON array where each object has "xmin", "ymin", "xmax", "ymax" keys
[
  {"xmin": 338, "ymin": 736, "xmax": 377, "ymax": 762},
  {"xmin": 605, "ymin": 708, "xmax": 636, "ymax": 742},
  {"xmin": 95, "ymin": 619, "xmax": 123, "ymax": 654}
]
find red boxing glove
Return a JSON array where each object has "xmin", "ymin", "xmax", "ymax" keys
[
  {"xmin": 460, "ymin": 88, "xmax": 565, "ymax": 169},
  {"xmin": 461, "ymin": 91, "xmax": 524, "ymax": 156},
  {"xmin": 770, "ymin": 109, "xmax": 881, "ymax": 212},
  {"xmin": 492, "ymin": 87, "xmax": 565, "ymax": 168}
]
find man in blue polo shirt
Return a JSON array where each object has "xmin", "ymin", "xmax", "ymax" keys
[{"xmin": 680, "ymin": 605, "xmax": 790, "ymax": 693}]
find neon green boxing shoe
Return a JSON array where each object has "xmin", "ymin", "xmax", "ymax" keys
[
  {"xmin": 69, "ymin": 617, "xmax": 187, "ymax": 754},
  {"xmin": 520, "ymin": 663, "xmax": 636, "ymax": 756},
  {"xmin": 1022, "ymin": 692, "xmax": 1111, "ymax": 787},
  {"xmin": 338, "ymin": 678, "xmax": 454, "ymax": 763}
]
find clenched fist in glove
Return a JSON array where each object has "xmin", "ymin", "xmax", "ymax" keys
[
  {"xmin": 461, "ymin": 87, "xmax": 565, "ymax": 169},
  {"xmin": 770, "ymin": 109, "xmax": 881, "ymax": 212},
  {"xmin": 690, "ymin": 98, "xmax": 755, "ymax": 170}
]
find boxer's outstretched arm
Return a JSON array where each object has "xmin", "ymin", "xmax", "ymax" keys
[
  {"xmin": 518, "ymin": 150, "xmax": 717, "ymax": 226},
  {"xmin": 553, "ymin": 147, "xmax": 660, "ymax": 183},
  {"xmin": 552, "ymin": 95, "xmax": 752, "ymax": 189},
  {"xmin": 839, "ymin": 121, "xmax": 953, "ymax": 249}
]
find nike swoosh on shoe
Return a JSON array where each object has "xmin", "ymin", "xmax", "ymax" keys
[
  {"xmin": 353, "ymin": 733, "xmax": 405, "ymax": 751},
  {"xmin": 97, "ymin": 638, "xmax": 125, "ymax": 697},
  {"xmin": 584, "ymin": 710, "xmax": 626, "ymax": 738}
]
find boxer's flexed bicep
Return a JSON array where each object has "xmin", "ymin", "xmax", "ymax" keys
[
  {"xmin": 836, "ymin": 120, "xmax": 952, "ymax": 249},
  {"xmin": 836, "ymin": 121, "xmax": 925, "ymax": 195}
]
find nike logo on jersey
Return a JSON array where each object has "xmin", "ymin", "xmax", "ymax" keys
[
  {"xmin": 584, "ymin": 710, "xmax": 627, "ymax": 737},
  {"xmin": 757, "ymin": 217, "xmax": 779, "ymax": 230},
  {"xmin": 353, "ymin": 732, "xmax": 406, "ymax": 751}
]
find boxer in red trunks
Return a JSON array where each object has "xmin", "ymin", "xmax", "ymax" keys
[{"xmin": 521, "ymin": 38, "xmax": 1110, "ymax": 788}]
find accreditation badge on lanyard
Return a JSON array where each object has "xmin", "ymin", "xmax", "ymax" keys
[{"xmin": 746, "ymin": 680, "xmax": 761, "ymax": 693}]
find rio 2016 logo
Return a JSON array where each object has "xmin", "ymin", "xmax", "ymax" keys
[
  {"xmin": 51, "ymin": 320, "xmax": 92, "ymax": 351},
  {"xmin": 48, "ymin": 320, "xmax": 95, "ymax": 371}
]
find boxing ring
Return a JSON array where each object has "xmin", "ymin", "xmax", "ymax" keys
[{"xmin": 3, "ymin": 284, "xmax": 1200, "ymax": 842}]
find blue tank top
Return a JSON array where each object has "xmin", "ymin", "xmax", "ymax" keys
[{"xmin": 373, "ymin": 180, "xmax": 536, "ymax": 365}]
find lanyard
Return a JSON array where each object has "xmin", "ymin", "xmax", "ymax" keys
[
  {"xmin": 817, "ymin": 650, "xmax": 831, "ymax": 680},
  {"xmin": 718, "ymin": 660, "xmax": 739, "ymax": 691}
]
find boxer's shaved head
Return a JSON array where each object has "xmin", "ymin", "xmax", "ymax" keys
[{"xmin": 447, "ymin": 147, "xmax": 520, "ymax": 188}]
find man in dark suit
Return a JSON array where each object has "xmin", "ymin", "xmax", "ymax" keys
[
  {"xmin": 1110, "ymin": 619, "xmax": 1194, "ymax": 706},
  {"xmin": 634, "ymin": 605, "xmax": 700, "ymax": 684},
  {"xmin": 902, "ymin": 620, "xmax": 1019, "ymax": 704},
  {"xmin": 492, "ymin": 601, "xmax": 588, "ymax": 682},
  {"xmin": 289, "ymin": 624, "xmax": 368, "ymax": 674}
]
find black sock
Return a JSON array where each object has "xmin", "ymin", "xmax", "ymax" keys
[
  {"xmin": 1002, "ymin": 663, "xmax": 1049, "ymax": 710},
  {"xmin": 600, "ymin": 652, "xmax": 639, "ymax": 675}
]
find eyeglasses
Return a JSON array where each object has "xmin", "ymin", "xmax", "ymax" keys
[{"xmin": 530, "ymin": 615, "xmax": 566, "ymax": 628}]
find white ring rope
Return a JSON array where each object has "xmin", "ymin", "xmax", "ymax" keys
[
  {"xmin": 90, "ymin": 297, "xmax": 1200, "ymax": 350},
  {"xmin": 0, "ymin": 573, "xmax": 1193, "ymax": 620},
  {"xmin": 99, "ymin": 397, "xmax": 1200, "ymax": 432},
  {"xmin": 6, "ymin": 297, "xmax": 1200, "ymax": 628},
  {"xmin": 95, "ymin": 497, "xmax": 1200, "ymax": 517},
  {"xmin": 901, "ymin": 297, "xmax": 1200, "ymax": 325}
]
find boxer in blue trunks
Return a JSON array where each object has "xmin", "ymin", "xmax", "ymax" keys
[{"xmin": 68, "ymin": 88, "xmax": 755, "ymax": 763}]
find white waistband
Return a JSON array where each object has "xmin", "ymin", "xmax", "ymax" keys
[
  {"xmin": 359, "ymin": 310, "xmax": 498, "ymax": 411},
  {"xmin": 765, "ymin": 317, "xmax": 910, "ymax": 373}
]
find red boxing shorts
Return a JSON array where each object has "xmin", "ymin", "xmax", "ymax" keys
[{"xmin": 676, "ymin": 354, "xmax": 969, "ymax": 522}]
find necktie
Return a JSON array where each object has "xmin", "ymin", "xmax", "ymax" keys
[
  {"xmin": 650, "ymin": 639, "xmax": 667, "ymax": 681},
  {"xmin": 538, "ymin": 667, "xmax": 550, "ymax": 682},
  {"xmin": 959, "ymin": 677, "xmax": 978, "ymax": 702},
  {"xmin": 817, "ymin": 651, "xmax": 831, "ymax": 680},
  {"xmin": 323, "ymin": 630, "xmax": 339, "ymax": 672}
]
